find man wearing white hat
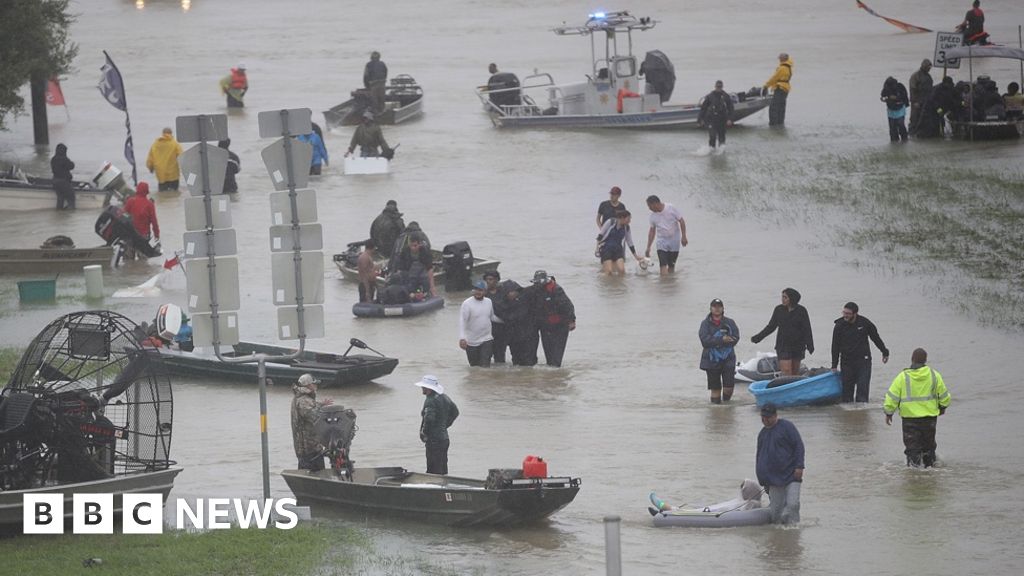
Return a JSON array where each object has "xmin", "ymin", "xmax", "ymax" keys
[
  {"xmin": 415, "ymin": 375, "xmax": 459, "ymax": 474},
  {"xmin": 291, "ymin": 373, "xmax": 333, "ymax": 471}
]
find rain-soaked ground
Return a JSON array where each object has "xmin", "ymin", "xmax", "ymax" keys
[{"xmin": 2, "ymin": 1, "xmax": 1024, "ymax": 574}]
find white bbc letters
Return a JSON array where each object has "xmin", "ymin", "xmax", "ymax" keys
[
  {"xmin": 73, "ymin": 493, "xmax": 113, "ymax": 534},
  {"xmin": 123, "ymin": 493, "xmax": 164, "ymax": 534},
  {"xmin": 23, "ymin": 494, "xmax": 64, "ymax": 534}
]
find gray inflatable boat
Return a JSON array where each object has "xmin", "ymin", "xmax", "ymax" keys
[{"xmin": 649, "ymin": 480, "xmax": 772, "ymax": 528}]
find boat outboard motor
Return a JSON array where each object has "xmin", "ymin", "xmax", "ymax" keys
[
  {"xmin": 94, "ymin": 206, "xmax": 161, "ymax": 259},
  {"xmin": 488, "ymin": 72, "xmax": 522, "ymax": 107},
  {"xmin": 642, "ymin": 50, "xmax": 676, "ymax": 103},
  {"xmin": 314, "ymin": 405, "xmax": 357, "ymax": 477},
  {"xmin": 442, "ymin": 241, "xmax": 474, "ymax": 291}
]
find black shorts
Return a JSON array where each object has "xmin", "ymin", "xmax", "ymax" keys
[
  {"xmin": 656, "ymin": 249, "xmax": 679, "ymax": 269},
  {"xmin": 777, "ymin": 350, "xmax": 805, "ymax": 361},
  {"xmin": 600, "ymin": 244, "xmax": 625, "ymax": 262},
  {"xmin": 705, "ymin": 367, "xmax": 736, "ymax": 390}
]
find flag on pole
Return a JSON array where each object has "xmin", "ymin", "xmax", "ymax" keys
[
  {"xmin": 98, "ymin": 51, "xmax": 138, "ymax": 185},
  {"xmin": 45, "ymin": 78, "xmax": 66, "ymax": 106}
]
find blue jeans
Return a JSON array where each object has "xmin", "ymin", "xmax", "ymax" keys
[{"xmin": 768, "ymin": 482, "xmax": 801, "ymax": 525}]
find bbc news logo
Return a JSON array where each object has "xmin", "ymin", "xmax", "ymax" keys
[{"xmin": 23, "ymin": 494, "xmax": 299, "ymax": 534}]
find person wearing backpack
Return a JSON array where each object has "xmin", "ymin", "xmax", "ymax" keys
[{"xmin": 699, "ymin": 298, "xmax": 740, "ymax": 403}]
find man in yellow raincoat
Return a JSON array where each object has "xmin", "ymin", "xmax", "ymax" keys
[
  {"xmin": 883, "ymin": 348, "xmax": 951, "ymax": 467},
  {"xmin": 146, "ymin": 128, "xmax": 183, "ymax": 192},
  {"xmin": 763, "ymin": 53, "xmax": 793, "ymax": 127}
]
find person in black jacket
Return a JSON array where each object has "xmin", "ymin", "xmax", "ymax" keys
[
  {"xmin": 881, "ymin": 77, "xmax": 909, "ymax": 143},
  {"xmin": 50, "ymin": 143, "xmax": 76, "ymax": 210},
  {"xmin": 751, "ymin": 288, "xmax": 813, "ymax": 376},
  {"xmin": 495, "ymin": 280, "xmax": 539, "ymax": 366},
  {"xmin": 697, "ymin": 80, "xmax": 734, "ymax": 151},
  {"xmin": 830, "ymin": 302, "xmax": 889, "ymax": 403},
  {"xmin": 218, "ymin": 140, "xmax": 240, "ymax": 194},
  {"xmin": 529, "ymin": 270, "xmax": 576, "ymax": 367}
]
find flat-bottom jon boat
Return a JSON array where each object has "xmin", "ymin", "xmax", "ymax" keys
[
  {"xmin": 157, "ymin": 340, "xmax": 398, "ymax": 387},
  {"xmin": 352, "ymin": 295, "xmax": 444, "ymax": 318},
  {"xmin": 281, "ymin": 466, "xmax": 580, "ymax": 527},
  {"xmin": 747, "ymin": 370, "xmax": 841, "ymax": 408},
  {"xmin": 0, "ymin": 245, "xmax": 113, "ymax": 274}
]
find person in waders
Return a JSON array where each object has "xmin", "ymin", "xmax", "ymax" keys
[{"xmin": 698, "ymin": 80, "xmax": 734, "ymax": 152}]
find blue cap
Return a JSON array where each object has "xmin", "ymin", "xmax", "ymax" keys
[{"xmin": 472, "ymin": 280, "xmax": 486, "ymax": 290}]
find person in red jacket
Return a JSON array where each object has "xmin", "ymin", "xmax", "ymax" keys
[{"xmin": 123, "ymin": 182, "xmax": 160, "ymax": 242}]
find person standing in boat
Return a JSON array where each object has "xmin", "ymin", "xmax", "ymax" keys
[
  {"xmin": 218, "ymin": 139, "xmax": 240, "ymax": 194},
  {"xmin": 595, "ymin": 186, "xmax": 627, "ymax": 230},
  {"xmin": 830, "ymin": 301, "xmax": 889, "ymax": 403},
  {"xmin": 763, "ymin": 53, "xmax": 793, "ymax": 127},
  {"xmin": 146, "ymin": 127, "xmax": 183, "ymax": 192},
  {"xmin": 369, "ymin": 199, "xmax": 405, "ymax": 257},
  {"xmin": 884, "ymin": 348, "xmax": 951, "ymax": 468},
  {"xmin": 699, "ymin": 298, "xmax": 740, "ymax": 404},
  {"xmin": 881, "ymin": 77, "xmax": 910, "ymax": 143},
  {"xmin": 751, "ymin": 288, "xmax": 814, "ymax": 377},
  {"xmin": 697, "ymin": 80, "xmax": 733, "ymax": 152},
  {"xmin": 528, "ymin": 270, "xmax": 576, "ymax": 368},
  {"xmin": 459, "ymin": 280, "xmax": 499, "ymax": 367},
  {"xmin": 291, "ymin": 374, "xmax": 334, "ymax": 471},
  {"xmin": 908, "ymin": 59, "xmax": 933, "ymax": 137},
  {"xmin": 50, "ymin": 143, "xmax": 75, "ymax": 210},
  {"xmin": 219, "ymin": 63, "xmax": 248, "ymax": 108},
  {"xmin": 756, "ymin": 403, "xmax": 804, "ymax": 525},
  {"xmin": 643, "ymin": 195, "xmax": 688, "ymax": 275},
  {"xmin": 346, "ymin": 111, "xmax": 393, "ymax": 158},
  {"xmin": 356, "ymin": 239, "xmax": 379, "ymax": 303},
  {"xmin": 416, "ymin": 375, "xmax": 459, "ymax": 475},
  {"xmin": 363, "ymin": 51, "xmax": 388, "ymax": 114}
]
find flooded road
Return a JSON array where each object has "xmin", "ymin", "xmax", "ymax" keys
[{"xmin": 2, "ymin": 1, "xmax": 1024, "ymax": 574}]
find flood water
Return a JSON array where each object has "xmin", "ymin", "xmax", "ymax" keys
[{"xmin": 2, "ymin": 1, "xmax": 1024, "ymax": 574}]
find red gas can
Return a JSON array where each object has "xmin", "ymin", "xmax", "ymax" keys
[{"xmin": 522, "ymin": 455, "xmax": 548, "ymax": 478}]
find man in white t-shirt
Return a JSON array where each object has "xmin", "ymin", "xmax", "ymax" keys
[
  {"xmin": 644, "ymin": 195, "xmax": 688, "ymax": 275},
  {"xmin": 459, "ymin": 280, "xmax": 499, "ymax": 367}
]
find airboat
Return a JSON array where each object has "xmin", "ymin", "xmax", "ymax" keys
[
  {"xmin": 0, "ymin": 311, "xmax": 180, "ymax": 528},
  {"xmin": 942, "ymin": 45, "xmax": 1024, "ymax": 140},
  {"xmin": 474, "ymin": 10, "xmax": 772, "ymax": 129}
]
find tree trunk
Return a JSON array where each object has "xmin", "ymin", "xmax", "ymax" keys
[{"xmin": 30, "ymin": 73, "xmax": 49, "ymax": 146}]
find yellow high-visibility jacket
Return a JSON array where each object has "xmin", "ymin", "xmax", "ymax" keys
[
  {"xmin": 884, "ymin": 366, "xmax": 950, "ymax": 418},
  {"xmin": 146, "ymin": 134, "xmax": 183, "ymax": 184},
  {"xmin": 764, "ymin": 58, "xmax": 793, "ymax": 93}
]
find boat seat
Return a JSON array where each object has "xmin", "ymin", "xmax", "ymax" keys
[{"xmin": 0, "ymin": 392, "xmax": 38, "ymax": 438}]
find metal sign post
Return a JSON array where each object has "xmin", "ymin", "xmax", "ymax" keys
[{"xmin": 179, "ymin": 108, "xmax": 322, "ymax": 500}]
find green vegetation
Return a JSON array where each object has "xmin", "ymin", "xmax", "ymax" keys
[
  {"xmin": 0, "ymin": 0, "xmax": 77, "ymax": 129},
  {"xmin": 0, "ymin": 522, "xmax": 463, "ymax": 576},
  {"xmin": 0, "ymin": 347, "xmax": 24, "ymax": 381},
  {"xmin": 696, "ymin": 151, "xmax": 1024, "ymax": 328}
]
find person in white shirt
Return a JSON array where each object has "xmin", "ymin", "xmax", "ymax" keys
[
  {"xmin": 643, "ymin": 194, "xmax": 688, "ymax": 275},
  {"xmin": 459, "ymin": 280, "xmax": 499, "ymax": 367}
]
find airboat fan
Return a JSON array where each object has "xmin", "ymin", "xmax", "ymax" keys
[{"xmin": 0, "ymin": 310, "xmax": 173, "ymax": 491}]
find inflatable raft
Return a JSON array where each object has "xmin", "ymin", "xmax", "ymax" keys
[
  {"xmin": 734, "ymin": 351, "xmax": 808, "ymax": 383},
  {"xmin": 747, "ymin": 370, "xmax": 841, "ymax": 408},
  {"xmin": 352, "ymin": 295, "xmax": 444, "ymax": 318},
  {"xmin": 649, "ymin": 481, "xmax": 771, "ymax": 528}
]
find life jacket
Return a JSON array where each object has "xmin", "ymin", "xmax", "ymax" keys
[
  {"xmin": 230, "ymin": 69, "xmax": 247, "ymax": 90},
  {"xmin": 617, "ymin": 88, "xmax": 640, "ymax": 113}
]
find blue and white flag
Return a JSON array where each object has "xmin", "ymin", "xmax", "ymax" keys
[{"xmin": 98, "ymin": 51, "xmax": 138, "ymax": 185}]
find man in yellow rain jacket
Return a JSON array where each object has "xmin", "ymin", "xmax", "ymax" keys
[
  {"xmin": 883, "ymin": 348, "xmax": 951, "ymax": 467},
  {"xmin": 146, "ymin": 127, "xmax": 183, "ymax": 192},
  {"xmin": 763, "ymin": 53, "xmax": 793, "ymax": 127}
]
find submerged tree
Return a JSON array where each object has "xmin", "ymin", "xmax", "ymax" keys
[{"xmin": 0, "ymin": 0, "xmax": 77, "ymax": 130}]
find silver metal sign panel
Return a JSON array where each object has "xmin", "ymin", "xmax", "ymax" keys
[
  {"xmin": 269, "ymin": 189, "xmax": 318, "ymax": 225},
  {"xmin": 270, "ymin": 251, "xmax": 324, "ymax": 305},
  {"xmin": 175, "ymin": 114, "xmax": 228, "ymax": 143},
  {"xmin": 190, "ymin": 311, "xmax": 240, "ymax": 347},
  {"xmin": 182, "ymin": 229, "xmax": 238, "ymax": 259},
  {"xmin": 277, "ymin": 305, "xmax": 325, "ymax": 341},
  {"xmin": 180, "ymin": 144, "xmax": 229, "ymax": 197},
  {"xmin": 934, "ymin": 31, "xmax": 963, "ymax": 69},
  {"xmin": 185, "ymin": 257, "xmax": 241, "ymax": 312},
  {"xmin": 257, "ymin": 108, "xmax": 312, "ymax": 138},
  {"xmin": 184, "ymin": 196, "xmax": 232, "ymax": 231},
  {"xmin": 269, "ymin": 224, "xmax": 323, "ymax": 252},
  {"xmin": 261, "ymin": 138, "xmax": 312, "ymax": 191}
]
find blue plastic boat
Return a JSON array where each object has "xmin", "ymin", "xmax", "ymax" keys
[{"xmin": 747, "ymin": 371, "xmax": 842, "ymax": 408}]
